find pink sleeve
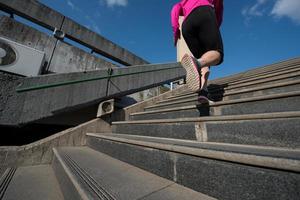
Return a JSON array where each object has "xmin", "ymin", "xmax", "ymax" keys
[
  {"xmin": 171, "ymin": 3, "xmax": 183, "ymax": 34},
  {"xmin": 213, "ymin": 0, "xmax": 223, "ymax": 27}
]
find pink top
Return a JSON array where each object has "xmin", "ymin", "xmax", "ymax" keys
[{"xmin": 171, "ymin": 0, "xmax": 223, "ymax": 35}]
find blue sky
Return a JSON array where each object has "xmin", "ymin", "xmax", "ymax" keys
[{"xmin": 39, "ymin": 0, "xmax": 300, "ymax": 79}]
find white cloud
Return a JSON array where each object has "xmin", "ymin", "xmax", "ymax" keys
[
  {"xmin": 102, "ymin": 0, "xmax": 128, "ymax": 7},
  {"xmin": 243, "ymin": 0, "xmax": 268, "ymax": 17},
  {"xmin": 271, "ymin": 0, "xmax": 300, "ymax": 24},
  {"xmin": 242, "ymin": 0, "xmax": 300, "ymax": 25},
  {"xmin": 242, "ymin": 0, "xmax": 269, "ymax": 25},
  {"xmin": 66, "ymin": 0, "xmax": 76, "ymax": 10}
]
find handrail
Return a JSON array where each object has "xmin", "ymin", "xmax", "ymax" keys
[{"xmin": 16, "ymin": 65, "xmax": 183, "ymax": 93}]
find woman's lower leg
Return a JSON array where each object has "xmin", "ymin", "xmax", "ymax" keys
[
  {"xmin": 200, "ymin": 66, "xmax": 210, "ymax": 90},
  {"xmin": 197, "ymin": 50, "xmax": 221, "ymax": 90}
]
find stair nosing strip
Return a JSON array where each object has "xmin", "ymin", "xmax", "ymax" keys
[
  {"xmin": 63, "ymin": 154, "xmax": 116, "ymax": 200},
  {"xmin": 0, "ymin": 168, "xmax": 16, "ymax": 200},
  {"xmin": 53, "ymin": 148, "xmax": 91, "ymax": 200},
  {"xmin": 87, "ymin": 134, "xmax": 300, "ymax": 173}
]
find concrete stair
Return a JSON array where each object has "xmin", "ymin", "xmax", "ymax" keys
[
  {"xmin": 1, "ymin": 58, "xmax": 300, "ymax": 199},
  {"xmin": 0, "ymin": 165, "xmax": 64, "ymax": 200},
  {"xmin": 86, "ymin": 133, "xmax": 300, "ymax": 200},
  {"xmin": 84, "ymin": 58, "xmax": 300, "ymax": 199},
  {"xmin": 112, "ymin": 112, "xmax": 300, "ymax": 148},
  {"xmin": 52, "ymin": 146, "xmax": 213, "ymax": 200}
]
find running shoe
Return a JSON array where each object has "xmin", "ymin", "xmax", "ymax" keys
[
  {"xmin": 198, "ymin": 89, "xmax": 213, "ymax": 104},
  {"xmin": 181, "ymin": 54, "xmax": 201, "ymax": 92}
]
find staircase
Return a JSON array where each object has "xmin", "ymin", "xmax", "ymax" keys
[{"xmin": 1, "ymin": 58, "xmax": 300, "ymax": 200}]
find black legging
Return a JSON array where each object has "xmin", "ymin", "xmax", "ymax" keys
[{"xmin": 182, "ymin": 6, "xmax": 224, "ymax": 65}]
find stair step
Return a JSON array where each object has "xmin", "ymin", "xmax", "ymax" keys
[
  {"xmin": 210, "ymin": 58, "xmax": 300, "ymax": 85},
  {"xmin": 87, "ymin": 133, "xmax": 300, "ymax": 200},
  {"xmin": 170, "ymin": 69, "xmax": 300, "ymax": 101},
  {"xmin": 52, "ymin": 146, "xmax": 214, "ymax": 200},
  {"xmin": 210, "ymin": 61, "xmax": 300, "ymax": 86},
  {"xmin": 1, "ymin": 165, "xmax": 64, "ymax": 200},
  {"xmin": 222, "ymin": 65, "xmax": 300, "ymax": 87},
  {"xmin": 114, "ymin": 111, "xmax": 300, "ymax": 148},
  {"xmin": 221, "ymin": 70, "xmax": 300, "ymax": 92},
  {"xmin": 162, "ymin": 79, "xmax": 300, "ymax": 103},
  {"xmin": 142, "ymin": 91, "xmax": 300, "ymax": 115}
]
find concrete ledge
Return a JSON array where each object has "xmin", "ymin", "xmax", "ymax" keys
[
  {"xmin": 0, "ymin": 117, "xmax": 110, "ymax": 168},
  {"xmin": 1, "ymin": 62, "xmax": 184, "ymax": 126}
]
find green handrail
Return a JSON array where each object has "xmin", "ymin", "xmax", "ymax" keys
[{"xmin": 16, "ymin": 65, "xmax": 183, "ymax": 93}]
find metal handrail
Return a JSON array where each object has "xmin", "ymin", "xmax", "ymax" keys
[{"xmin": 16, "ymin": 65, "xmax": 182, "ymax": 93}]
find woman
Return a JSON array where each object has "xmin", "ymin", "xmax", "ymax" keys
[{"xmin": 171, "ymin": 0, "xmax": 224, "ymax": 102}]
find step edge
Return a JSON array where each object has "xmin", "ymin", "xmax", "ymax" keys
[
  {"xmin": 87, "ymin": 133, "xmax": 300, "ymax": 173},
  {"xmin": 52, "ymin": 148, "xmax": 90, "ymax": 200},
  {"xmin": 164, "ymin": 79, "xmax": 300, "ymax": 102},
  {"xmin": 144, "ymin": 90, "xmax": 300, "ymax": 111},
  {"xmin": 114, "ymin": 111, "xmax": 300, "ymax": 124}
]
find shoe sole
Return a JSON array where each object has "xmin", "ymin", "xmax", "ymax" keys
[
  {"xmin": 198, "ymin": 95, "xmax": 210, "ymax": 104},
  {"xmin": 181, "ymin": 54, "xmax": 200, "ymax": 92}
]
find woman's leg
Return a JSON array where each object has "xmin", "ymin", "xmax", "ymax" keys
[{"xmin": 198, "ymin": 50, "xmax": 221, "ymax": 90}]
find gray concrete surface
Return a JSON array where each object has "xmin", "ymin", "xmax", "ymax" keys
[
  {"xmin": 0, "ymin": 62, "xmax": 184, "ymax": 126},
  {"xmin": 53, "ymin": 146, "xmax": 211, "ymax": 200},
  {"xmin": 138, "ymin": 93, "xmax": 300, "ymax": 118},
  {"xmin": 209, "ymin": 57, "xmax": 300, "ymax": 85},
  {"xmin": 113, "ymin": 122, "xmax": 197, "ymax": 140},
  {"xmin": 0, "ymin": 0, "xmax": 64, "ymax": 30},
  {"xmin": 0, "ymin": 15, "xmax": 56, "ymax": 66},
  {"xmin": 0, "ymin": 72, "xmax": 26, "ymax": 126},
  {"xmin": 48, "ymin": 40, "xmax": 117, "ymax": 73},
  {"xmin": 206, "ymin": 117, "xmax": 300, "ymax": 148},
  {"xmin": 112, "ymin": 112, "xmax": 300, "ymax": 148},
  {"xmin": 87, "ymin": 134, "xmax": 300, "ymax": 200},
  {"xmin": 0, "ymin": 118, "xmax": 108, "ymax": 168},
  {"xmin": 0, "ymin": 16, "xmax": 117, "ymax": 74},
  {"xmin": 0, "ymin": 0, "xmax": 148, "ymax": 66},
  {"xmin": 2, "ymin": 165, "xmax": 64, "ymax": 200}
]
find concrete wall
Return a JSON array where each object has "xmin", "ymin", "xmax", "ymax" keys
[
  {"xmin": 0, "ymin": 117, "xmax": 111, "ymax": 168},
  {"xmin": 0, "ymin": 63, "xmax": 184, "ymax": 126},
  {"xmin": 0, "ymin": 0, "xmax": 148, "ymax": 66},
  {"xmin": 0, "ymin": 16, "xmax": 56, "ymax": 65},
  {"xmin": 0, "ymin": 15, "xmax": 117, "ymax": 73},
  {"xmin": 48, "ymin": 40, "xmax": 116, "ymax": 73}
]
